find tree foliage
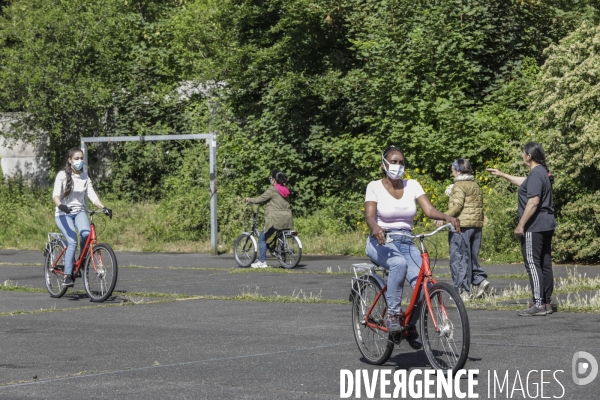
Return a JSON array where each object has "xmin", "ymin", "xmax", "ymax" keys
[
  {"xmin": 1, "ymin": 0, "xmax": 600, "ymax": 261},
  {"xmin": 211, "ymin": 0, "xmax": 598, "ymax": 214},
  {"xmin": 532, "ymin": 21, "xmax": 600, "ymax": 261},
  {"xmin": 0, "ymin": 0, "xmax": 205, "ymax": 198}
]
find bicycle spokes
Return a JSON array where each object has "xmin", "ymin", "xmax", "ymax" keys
[
  {"xmin": 422, "ymin": 285, "xmax": 468, "ymax": 371},
  {"xmin": 351, "ymin": 277, "xmax": 394, "ymax": 365},
  {"xmin": 83, "ymin": 244, "xmax": 118, "ymax": 302},
  {"xmin": 44, "ymin": 239, "xmax": 68, "ymax": 298}
]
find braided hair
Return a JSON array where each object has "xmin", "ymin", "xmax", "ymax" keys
[
  {"xmin": 522, "ymin": 141, "xmax": 554, "ymax": 185},
  {"xmin": 61, "ymin": 148, "xmax": 83, "ymax": 199},
  {"xmin": 271, "ymin": 169, "xmax": 288, "ymax": 185}
]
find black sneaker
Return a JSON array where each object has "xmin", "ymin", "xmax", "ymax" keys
[
  {"xmin": 545, "ymin": 304, "xmax": 554, "ymax": 314},
  {"xmin": 63, "ymin": 276, "xmax": 74, "ymax": 287},
  {"xmin": 406, "ymin": 325, "xmax": 423, "ymax": 350},
  {"xmin": 386, "ymin": 313, "xmax": 403, "ymax": 332},
  {"xmin": 517, "ymin": 303, "xmax": 547, "ymax": 316}
]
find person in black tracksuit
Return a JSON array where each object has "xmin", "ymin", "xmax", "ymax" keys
[{"xmin": 487, "ymin": 142, "xmax": 556, "ymax": 316}]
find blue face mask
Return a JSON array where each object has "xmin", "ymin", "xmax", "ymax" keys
[{"xmin": 72, "ymin": 160, "xmax": 84, "ymax": 171}]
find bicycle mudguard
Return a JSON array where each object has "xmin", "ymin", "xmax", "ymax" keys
[
  {"xmin": 44, "ymin": 234, "xmax": 67, "ymax": 258},
  {"xmin": 241, "ymin": 232, "xmax": 258, "ymax": 251},
  {"xmin": 349, "ymin": 272, "xmax": 386, "ymax": 302}
]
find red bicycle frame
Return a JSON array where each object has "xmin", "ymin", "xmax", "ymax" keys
[
  {"xmin": 51, "ymin": 219, "xmax": 98, "ymax": 276},
  {"xmin": 362, "ymin": 245, "xmax": 445, "ymax": 335}
]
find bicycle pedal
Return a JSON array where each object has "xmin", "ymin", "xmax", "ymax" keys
[{"xmin": 390, "ymin": 332, "xmax": 403, "ymax": 345}]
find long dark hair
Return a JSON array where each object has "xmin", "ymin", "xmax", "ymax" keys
[
  {"xmin": 61, "ymin": 147, "xmax": 83, "ymax": 199},
  {"xmin": 271, "ymin": 169, "xmax": 288, "ymax": 185},
  {"xmin": 522, "ymin": 141, "xmax": 554, "ymax": 184}
]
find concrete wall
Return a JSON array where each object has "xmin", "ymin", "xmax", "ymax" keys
[{"xmin": 0, "ymin": 115, "xmax": 50, "ymax": 188}]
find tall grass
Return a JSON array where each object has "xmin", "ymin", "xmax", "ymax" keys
[{"xmin": 0, "ymin": 177, "xmax": 525, "ymax": 261}]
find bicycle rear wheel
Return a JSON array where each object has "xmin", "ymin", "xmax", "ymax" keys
[
  {"xmin": 351, "ymin": 275, "xmax": 394, "ymax": 365},
  {"xmin": 44, "ymin": 240, "xmax": 68, "ymax": 298},
  {"xmin": 278, "ymin": 234, "xmax": 302, "ymax": 269},
  {"xmin": 83, "ymin": 243, "xmax": 118, "ymax": 302},
  {"xmin": 420, "ymin": 282, "xmax": 470, "ymax": 373},
  {"xmin": 234, "ymin": 233, "xmax": 257, "ymax": 267}
]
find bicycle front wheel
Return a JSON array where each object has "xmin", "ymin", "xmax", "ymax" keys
[
  {"xmin": 351, "ymin": 275, "xmax": 394, "ymax": 365},
  {"xmin": 83, "ymin": 243, "xmax": 118, "ymax": 302},
  {"xmin": 278, "ymin": 234, "xmax": 302, "ymax": 269},
  {"xmin": 420, "ymin": 282, "xmax": 470, "ymax": 373},
  {"xmin": 234, "ymin": 233, "xmax": 257, "ymax": 267},
  {"xmin": 44, "ymin": 240, "xmax": 68, "ymax": 298}
]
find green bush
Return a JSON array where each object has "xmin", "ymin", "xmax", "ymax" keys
[{"xmin": 531, "ymin": 21, "xmax": 600, "ymax": 262}]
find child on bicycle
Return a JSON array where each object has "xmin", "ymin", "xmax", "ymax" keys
[
  {"xmin": 365, "ymin": 145, "xmax": 460, "ymax": 346},
  {"xmin": 52, "ymin": 147, "xmax": 112, "ymax": 287},
  {"xmin": 245, "ymin": 170, "xmax": 294, "ymax": 268}
]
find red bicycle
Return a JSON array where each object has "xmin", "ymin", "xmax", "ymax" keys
[
  {"xmin": 350, "ymin": 223, "xmax": 470, "ymax": 373},
  {"xmin": 43, "ymin": 210, "xmax": 118, "ymax": 302}
]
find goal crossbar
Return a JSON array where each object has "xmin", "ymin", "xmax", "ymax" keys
[{"xmin": 80, "ymin": 133, "xmax": 218, "ymax": 255}]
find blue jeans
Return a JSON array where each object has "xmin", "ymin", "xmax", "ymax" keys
[
  {"xmin": 258, "ymin": 227, "xmax": 277, "ymax": 262},
  {"xmin": 366, "ymin": 233, "xmax": 422, "ymax": 315},
  {"xmin": 55, "ymin": 212, "xmax": 91, "ymax": 276},
  {"xmin": 449, "ymin": 228, "xmax": 487, "ymax": 292}
]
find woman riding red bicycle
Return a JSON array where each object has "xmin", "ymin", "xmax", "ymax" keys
[
  {"xmin": 52, "ymin": 147, "xmax": 112, "ymax": 287},
  {"xmin": 364, "ymin": 145, "xmax": 460, "ymax": 344}
]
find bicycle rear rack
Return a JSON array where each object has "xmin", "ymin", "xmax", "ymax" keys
[
  {"xmin": 351, "ymin": 263, "xmax": 387, "ymax": 279},
  {"xmin": 350, "ymin": 263, "xmax": 388, "ymax": 300},
  {"xmin": 47, "ymin": 232, "xmax": 64, "ymax": 241},
  {"xmin": 44, "ymin": 233, "xmax": 65, "ymax": 257}
]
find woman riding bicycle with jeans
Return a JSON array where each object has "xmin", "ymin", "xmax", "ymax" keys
[
  {"xmin": 52, "ymin": 148, "xmax": 111, "ymax": 287},
  {"xmin": 245, "ymin": 170, "xmax": 294, "ymax": 268},
  {"xmin": 365, "ymin": 145, "xmax": 460, "ymax": 345}
]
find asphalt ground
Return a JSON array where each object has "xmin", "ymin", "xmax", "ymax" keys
[{"xmin": 0, "ymin": 249, "xmax": 599, "ymax": 399}]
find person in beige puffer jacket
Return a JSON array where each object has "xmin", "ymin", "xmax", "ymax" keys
[{"xmin": 437, "ymin": 159, "xmax": 490, "ymax": 299}]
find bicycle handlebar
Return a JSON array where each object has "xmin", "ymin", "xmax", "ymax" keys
[
  {"xmin": 384, "ymin": 222, "xmax": 455, "ymax": 241},
  {"xmin": 88, "ymin": 209, "xmax": 113, "ymax": 219}
]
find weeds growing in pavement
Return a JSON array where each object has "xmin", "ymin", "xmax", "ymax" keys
[
  {"xmin": 557, "ymin": 292, "xmax": 600, "ymax": 313},
  {"xmin": 462, "ymin": 267, "xmax": 600, "ymax": 312},
  {"xmin": 555, "ymin": 268, "xmax": 600, "ymax": 292},
  {"xmin": 234, "ymin": 286, "xmax": 347, "ymax": 304},
  {"xmin": 229, "ymin": 266, "xmax": 352, "ymax": 275},
  {"xmin": 0, "ymin": 280, "xmax": 46, "ymax": 293}
]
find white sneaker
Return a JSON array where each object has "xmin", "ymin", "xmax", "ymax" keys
[
  {"xmin": 459, "ymin": 290, "xmax": 471, "ymax": 303},
  {"xmin": 251, "ymin": 261, "xmax": 268, "ymax": 269},
  {"xmin": 475, "ymin": 280, "xmax": 491, "ymax": 298}
]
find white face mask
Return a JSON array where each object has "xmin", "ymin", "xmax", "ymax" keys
[
  {"xmin": 382, "ymin": 157, "xmax": 405, "ymax": 180},
  {"xmin": 72, "ymin": 160, "xmax": 84, "ymax": 171}
]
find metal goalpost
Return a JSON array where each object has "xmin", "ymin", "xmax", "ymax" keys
[{"xmin": 80, "ymin": 133, "xmax": 218, "ymax": 255}]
